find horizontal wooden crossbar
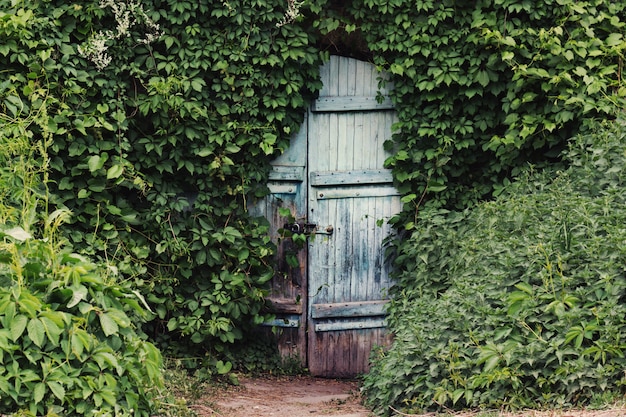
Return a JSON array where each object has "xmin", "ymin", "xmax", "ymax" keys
[
  {"xmin": 311, "ymin": 300, "xmax": 388, "ymax": 319},
  {"xmin": 314, "ymin": 186, "xmax": 399, "ymax": 200},
  {"xmin": 262, "ymin": 316, "xmax": 300, "ymax": 328},
  {"xmin": 268, "ymin": 165, "xmax": 305, "ymax": 181},
  {"xmin": 312, "ymin": 96, "xmax": 394, "ymax": 112},
  {"xmin": 265, "ymin": 298, "xmax": 303, "ymax": 314},
  {"xmin": 314, "ymin": 318, "xmax": 386, "ymax": 332},
  {"xmin": 310, "ymin": 170, "xmax": 394, "ymax": 187}
]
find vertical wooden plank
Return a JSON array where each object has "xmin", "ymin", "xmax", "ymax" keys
[
  {"xmin": 319, "ymin": 56, "xmax": 331, "ymax": 97},
  {"xmin": 328, "ymin": 56, "xmax": 335, "ymax": 93},
  {"xmin": 347, "ymin": 57, "xmax": 357, "ymax": 96},
  {"xmin": 337, "ymin": 56, "xmax": 347, "ymax": 97}
]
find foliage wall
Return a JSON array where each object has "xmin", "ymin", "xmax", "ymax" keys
[
  {"xmin": 0, "ymin": 0, "xmax": 325, "ymax": 362},
  {"xmin": 4, "ymin": 0, "xmax": 626, "ymax": 387},
  {"xmin": 0, "ymin": 74, "xmax": 162, "ymax": 415},
  {"xmin": 331, "ymin": 1, "xmax": 626, "ymax": 413},
  {"xmin": 362, "ymin": 119, "xmax": 626, "ymax": 415},
  {"xmin": 339, "ymin": 0, "xmax": 626, "ymax": 216}
]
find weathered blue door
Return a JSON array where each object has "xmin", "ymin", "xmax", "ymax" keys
[{"xmin": 253, "ymin": 56, "xmax": 400, "ymax": 377}]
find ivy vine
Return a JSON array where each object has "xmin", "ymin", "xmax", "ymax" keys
[
  {"xmin": 344, "ymin": 0, "xmax": 626, "ymax": 216},
  {"xmin": 1, "ymin": 0, "xmax": 325, "ymax": 362}
]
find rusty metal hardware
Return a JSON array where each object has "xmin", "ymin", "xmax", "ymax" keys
[
  {"xmin": 284, "ymin": 223, "xmax": 334, "ymax": 236},
  {"xmin": 315, "ymin": 225, "xmax": 334, "ymax": 235}
]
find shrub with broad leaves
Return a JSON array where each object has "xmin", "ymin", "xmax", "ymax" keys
[{"xmin": 362, "ymin": 118, "xmax": 626, "ymax": 415}]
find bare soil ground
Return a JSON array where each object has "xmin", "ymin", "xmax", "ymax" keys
[
  {"xmin": 189, "ymin": 375, "xmax": 626, "ymax": 417},
  {"xmin": 193, "ymin": 375, "xmax": 371, "ymax": 416}
]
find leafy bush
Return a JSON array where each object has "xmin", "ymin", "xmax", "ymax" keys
[
  {"xmin": 0, "ymin": 73, "xmax": 162, "ymax": 416},
  {"xmin": 0, "ymin": 226, "xmax": 163, "ymax": 416},
  {"xmin": 362, "ymin": 119, "xmax": 626, "ymax": 415}
]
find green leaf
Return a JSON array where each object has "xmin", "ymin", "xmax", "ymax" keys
[
  {"xmin": 10, "ymin": 314, "xmax": 28, "ymax": 341},
  {"xmin": 41, "ymin": 316, "xmax": 64, "ymax": 347},
  {"xmin": 88, "ymin": 155, "xmax": 101, "ymax": 172},
  {"xmin": 216, "ymin": 360, "xmax": 232, "ymax": 374},
  {"xmin": 452, "ymin": 388, "xmax": 465, "ymax": 404},
  {"xmin": 71, "ymin": 328, "xmax": 92, "ymax": 357},
  {"xmin": 400, "ymin": 194, "xmax": 417, "ymax": 203},
  {"xmin": 197, "ymin": 147, "xmax": 212, "ymax": 157},
  {"xmin": 483, "ymin": 353, "xmax": 500, "ymax": 372},
  {"xmin": 106, "ymin": 308, "xmax": 131, "ymax": 328},
  {"xmin": 191, "ymin": 332, "xmax": 205, "ymax": 343},
  {"xmin": 606, "ymin": 33, "xmax": 623, "ymax": 47},
  {"xmin": 99, "ymin": 389, "xmax": 117, "ymax": 406},
  {"xmin": 94, "ymin": 350, "xmax": 121, "ymax": 373},
  {"xmin": 427, "ymin": 181, "xmax": 447, "ymax": 193},
  {"xmin": 106, "ymin": 164, "xmax": 124, "ymax": 179},
  {"xmin": 99, "ymin": 312, "xmax": 119, "ymax": 336},
  {"xmin": 67, "ymin": 285, "xmax": 88, "ymax": 308},
  {"xmin": 476, "ymin": 70, "xmax": 490, "ymax": 87},
  {"xmin": 34, "ymin": 382, "xmax": 46, "ymax": 404},
  {"xmin": 514, "ymin": 282, "xmax": 533, "ymax": 294},
  {"xmin": 501, "ymin": 51, "xmax": 515, "ymax": 61},
  {"xmin": 191, "ymin": 78, "xmax": 205, "ymax": 92},
  {"xmin": 47, "ymin": 381, "xmax": 65, "ymax": 401},
  {"xmin": 390, "ymin": 63, "xmax": 404, "ymax": 75},
  {"xmin": 27, "ymin": 318, "xmax": 45, "ymax": 348},
  {"xmin": 4, "ymin": 226, "xmax": 32, "ymax": 241}
]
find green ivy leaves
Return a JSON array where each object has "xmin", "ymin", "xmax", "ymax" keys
[
  {"xmin": 0, "ymin": 0, "xmax": 325, "ymax": 368},
  {"xmin": 349, "ymin": 0, "xmax": 626, "ymax": 213}
]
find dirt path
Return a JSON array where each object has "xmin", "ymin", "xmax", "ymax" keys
[
  {"xmin": 190, "ymin": 374, "xmax": 626, "ymax": 417},
  {"xmin": 194, "ymin": 375, "xmax": 372, "ymax": 417}
]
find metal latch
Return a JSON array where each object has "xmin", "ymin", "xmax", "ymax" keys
[
  {"xmin": 284, "ymin": 223, "xmax": 333, "ymax": 236},
  {"xmin": 315, "ymin": 225, "xmax": 334, "ymax": 235}
]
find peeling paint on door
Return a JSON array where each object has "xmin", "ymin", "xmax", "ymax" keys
[{"xmin": 252, "ymin": 56, "xmax": 400, "ymax": 377}]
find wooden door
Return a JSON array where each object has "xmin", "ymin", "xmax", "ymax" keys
[
  {"xmin": 306, "ymin": 57, "xmax": 400, "ymax": 377},
  {"xmin": 252, "ymin": 56, "xmax": 400, "ymax": 377}
]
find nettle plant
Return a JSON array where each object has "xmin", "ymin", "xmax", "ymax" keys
[
  {"xmin": 0, "ymin": 90, "xmax": 162, "ymax": 415},
  {"xmin": 0, "ymin": 226, "xmax": 163, "ymax": 417},
  {"xmin": 361, "ymin": 119, "xmax": 626, "ymax": 416}
]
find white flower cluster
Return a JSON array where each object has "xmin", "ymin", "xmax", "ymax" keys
[
  {"xmin": 77, "ymin": 31, "xmax": 112, "ymax": 70},
  {"xmin": 78, "ymin": 0, "xmax": 162, "ymax": 70},
  {"xmin": 276, "ymin": 0, "xmax": 304, "ymax": 28}
]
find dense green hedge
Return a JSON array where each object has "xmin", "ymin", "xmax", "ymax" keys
[
  {"xmin": 0, "ymin": 88, "xmax": 162, "ymax": 416},
  {"xmin": 345, "ymin": 0, "xmax": 626, "ymax": 213},
  {"xmin": 362, "ymin": 119, "xmax": 626, "ymax": 415},
  {"xmin": 0, "ymin": 0, "xmax": 325, "ymax": 363}
]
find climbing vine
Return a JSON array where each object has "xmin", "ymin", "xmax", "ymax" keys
[
  {"xmin": 345, "ymin": 0, "xmax": 626, "ymax": 217},
  {"xmin": 0, "ymin": 0, "xmax": 325, "ymax": 363}
]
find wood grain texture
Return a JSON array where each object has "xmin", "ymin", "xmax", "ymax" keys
[
  {"xmin": 252, "ymin": 56, "xmax": 400, "ymax": 376},
  {"xmin": 307, "ymin": 56, "xmax": 400, "ymax": 377}
]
